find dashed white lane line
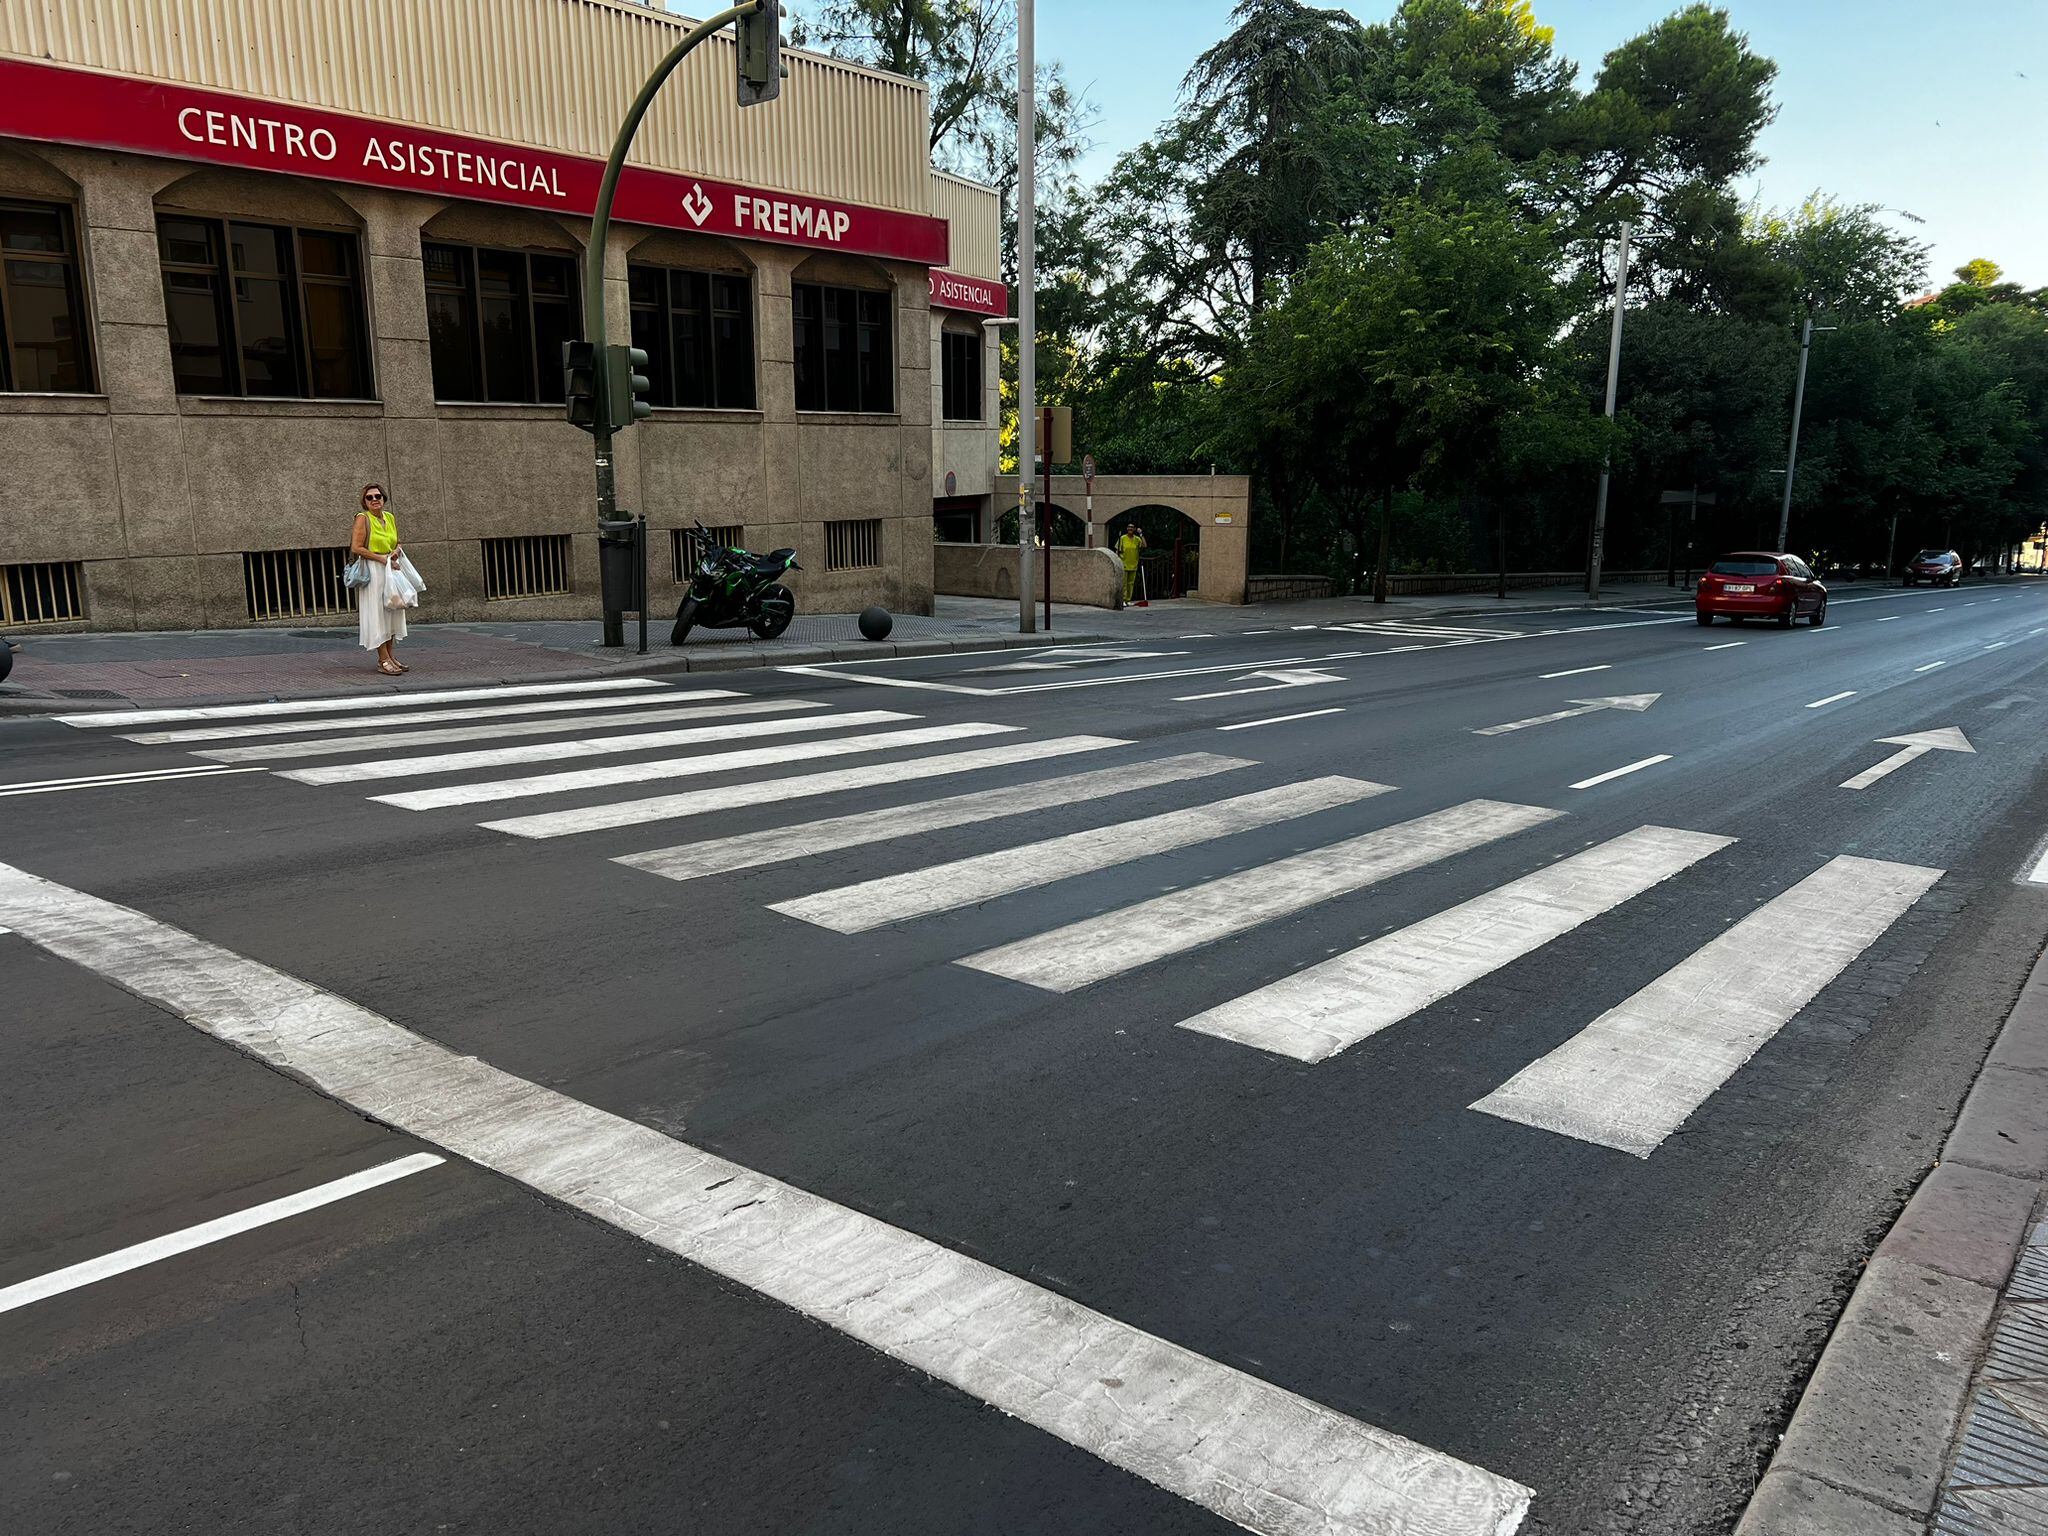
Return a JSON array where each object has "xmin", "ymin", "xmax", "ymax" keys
[
  {"xmin": 0, "ymin": 863, "xmax": 1532, "ymax": 1536},
  {"xmin": 1915, "ymin": 661, "xmax": 1947, "ymax": 673},
  {"xmin": 1540, "ymin": 665, "xmax": 1611, "ymax": 680},
  {"xmin": 1806, "ymin": 692, "xmax": 1857, "ymax": 709},
  {"xmin": 1216, "ymin": 707, "xmax": 1346, "ymax": 732},
  {"xmin": 1929, "ymin": 607, "xmax": 1947, "ymax": 613},
  {"xmin": 1877, "ymin": 616, "xmax": 1900, "ymax": 623},
  {"xmin": 1178, "ymin": 827, "xmax": 1732, "ymax": 1062},
  {"xmin": 1986, "ymin": 642, "xmax": 2010, "ymax": 651},
  {"xmin": 1703, "ymin": 641, "xmax": 1747, "ymax": 651},
  {"xmin": 1474, "ymin": 855, "xmax": 1941, "ymax": 1157},
  {"xmin": 1569, "ymin": 755, "xmax": 1672, "ymax": 791},
  {"xmin": 0, "ymin": 1153, "xmax": 444, "ymax": 1314},
  {"xmin": 0, "ymin": 764, "xmax": 266, "ymax": 797}
]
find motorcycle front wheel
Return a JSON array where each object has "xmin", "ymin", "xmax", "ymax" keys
[
  {"xmin": 669, "ymin": 595, "xmax": 698, "ymax": 647},
  {"xmin": 749, "ymin": 584, "xmax": 794, "ymax": 640}
]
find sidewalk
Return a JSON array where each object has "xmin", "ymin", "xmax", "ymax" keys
[
  {"xmin": 0, "ymin": 581, "xmax": 1702, "ymax": 714},
  {"xmin": 1740, "ymin": 945, "xmax": 2048, "ymax": 1534}
]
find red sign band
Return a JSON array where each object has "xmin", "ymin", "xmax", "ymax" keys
[
  {"xmin": 0, "ymin": 58, "xmax": 951, "ymax": 267},
  {"xmin": 928, "ymin": 268, "xmax": 1008, "ymax": 317}
]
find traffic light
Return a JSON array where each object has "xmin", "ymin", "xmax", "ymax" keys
[
  {"xmin": 605, "ymin": 344, "xmax": 652, "ymax": 432},
  {"xmin": 736, "ymin": 0, "xmax": 785, "ymax": 107},
  {"xmin": 564, "ymin": 340, "xmax": 601, "ymax": 433}
]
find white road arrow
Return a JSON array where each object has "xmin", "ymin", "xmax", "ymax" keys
[
  {"xmin": 1175, "ymin": 668, "xmax": 1343, "ymax": 702},
  {"xmin": 1473, "ymin": 694, "xmax": 1662, "ymax": 736},
  {"xmin": 1840, "ymin": 726, "xmax": 1976, "ymax": 790}
]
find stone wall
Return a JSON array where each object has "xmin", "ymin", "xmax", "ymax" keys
[{"xmin": 934, "ymin": 542, "xmax": 1126, "ymax": 608}]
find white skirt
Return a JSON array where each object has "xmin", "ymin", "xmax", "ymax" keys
[{"xmin": 358, "ymin": 561, "xmax": 410, "ymax": 650}]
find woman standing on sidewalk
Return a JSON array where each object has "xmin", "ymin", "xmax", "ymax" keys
[{"xmin": 351, "ymin": 483, "xmax": 408, "ymax": 675}]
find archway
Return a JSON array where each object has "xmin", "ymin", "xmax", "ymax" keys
[
  {"xmin": 994, "ymin": 503, "xmax": 1087, "ymax": 546},
  {"xmin": 1106, "ymin": 505, "xmax": 1203, "ymax": 599}
]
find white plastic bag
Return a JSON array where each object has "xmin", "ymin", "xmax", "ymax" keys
[
  {"xmin": 396, "ymin": 552, "xmax": 425, "ymax": 592},
  {"xmin": 384, "ymin": 561, "xmax": 419, "ymax": 610}
]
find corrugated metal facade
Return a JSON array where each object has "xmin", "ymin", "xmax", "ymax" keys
[
  {"xmin": 0, "ymin": 0, "xmax": 935, "ymax": 212},
  {"xmin": 932, "ymin": 170, "xmax": 1000, "ymax": 279}
]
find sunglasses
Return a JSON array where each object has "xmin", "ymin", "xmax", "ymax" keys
[{"xmin": 364, "ymin": 493, "xmax": 386, "ymax": 502}]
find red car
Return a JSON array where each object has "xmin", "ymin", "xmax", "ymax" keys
[
  {"xmin": 1696, "ymin": 552, "xmax": 1828, "ymax": 627},
  {"xmin": 1903, "ymin": 549, "xmax": 1963, "ymax": 587}
]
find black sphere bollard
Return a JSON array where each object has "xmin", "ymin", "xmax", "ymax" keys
[{"xmin": 858, "ymin": 606, "xmax": 893, "ymax": 641}]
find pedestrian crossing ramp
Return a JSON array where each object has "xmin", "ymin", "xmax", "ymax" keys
[{"xmin": 64, "ymin": 677, "xmax": 1946, "ymax": 1160}]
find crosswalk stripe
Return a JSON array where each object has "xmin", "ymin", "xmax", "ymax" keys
[
  {"xmin": 0, "ymin": 862, "xmax": 1533, "ymax": 1536},
  {"xmin": 772, "ymin": 776, "xmax": 1393, "ymax": 934},
  {"xmin": 55, "ymin": 677, "xmax": 661, "ymax": 728},
  {"xmin": 196, "ymin": 698, "xmax": 820, "ymax": 763},
  {"xmin": 480, "ymin": 736, "xmax": 1131, "ymax": 839},
  {"xmin": 280, "ymin": 709, "xmax": 916, "ymax": 786},
  {"xmin": 624, "ymin": 753, "xmax": 1255, "ymax": 883},
  {"xmin": 1472, "ymin": 853, "xmax": 1943, "ymax": 1157},
  {"xmin": 1177, "ymin": 826, "xmax": 1734, "ymax": 1062},
  {"xmin": 371, "ymin": 723, "xmax": 1021, "ymax": 810},
  {"xmin": 121, "ymin": 688, "xmax": 709, "ymax": 744},
  {"xmin": 961, "ymin": 799, "xmax": 1562, "ymax": 993}
]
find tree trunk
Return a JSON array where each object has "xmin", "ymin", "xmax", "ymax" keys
[{"xmin": 1373, "ymin": 482, "xmax": 1392, "ymax": 603}]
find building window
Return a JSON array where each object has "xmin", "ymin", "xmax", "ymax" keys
[
  {"xmin": 157, "ymin": 216, "xmax": 369, "ymax": 399},
  {"xmin": 630, "ymin": 266, "xmax": 755, "ymax": 409},
  {"xmin": 1, "ymin": 559, "xmax": 84, "ymax": 624},
  {"xmin": 0, "ymin": 201, "xmax": 92, "ymax": 393},
  {"xmin": 672, "ymin": 525, "xmax": 744, "ymax": 581},
  {"xmin": 424, "ymin": 243, "xmax": 578, "ymax": 404},
  {"xmin": 941, "ymin": 328, "xmax": 981, "ymax": 421},
  {"xmin": 824, "ymin": 517, "xmax": 882, "ymax": 571},
  {"xmin": 794, "ymin": 282, "xmax": 892, "ymax": 413},
  {"xmin": 243, "ymin": 547, "xmax": 353, "ymax": 620},
  {"xmin": 482, "ymin": 534, "xmax": 573, "ymax": 599}
]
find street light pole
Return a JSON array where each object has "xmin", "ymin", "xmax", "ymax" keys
[
  {"xmin": 1587, "ymin": 219, "xmax": 1631, "ymax": 599},
  {"xmin": 1777, "ymin": 320, "xmax": 1835, "ymax": 553},
  {"xmin": 1013, "ymin": 0, "xmax": 1037, "ymax": 634}
]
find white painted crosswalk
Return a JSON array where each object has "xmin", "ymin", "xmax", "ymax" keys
[{"xmin": 55, "ymin": 678, "xmax": 1951, "ymax": 1170}]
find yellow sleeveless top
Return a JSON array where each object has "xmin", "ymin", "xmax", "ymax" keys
[{"xmin": 364, "ymin": 509, "xmax": 398, "ymax": 555}]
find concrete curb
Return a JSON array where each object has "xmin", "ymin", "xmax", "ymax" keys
[
  {"xmin": 0, "ymin": 629, "xmax": 1104, "ymax": 717},
  {"xmin": 1737, "ymin": 943, "xmax": 2048, "ymax": 1534}
]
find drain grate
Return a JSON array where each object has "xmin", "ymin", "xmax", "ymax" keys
[{"xmin": 54, "ymin": 688, "xmax": 123, "ymax": 699}]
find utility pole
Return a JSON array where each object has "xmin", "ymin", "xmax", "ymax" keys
[
  {"xmin": 1587, "ymin": 219, "xmax": 1631, "ymax": 599},
  {"xmin": 1013, "ymin": 0, "xmax": 1037, "ymax": 633},
  {"xmin": 1777, "ymin": 319, "xmax": 1835, "ymax": 553}
]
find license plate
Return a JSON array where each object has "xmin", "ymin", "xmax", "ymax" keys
[{"xmin": 1726, "ymin": 583, "xmax": 1755, "ymax": 593}]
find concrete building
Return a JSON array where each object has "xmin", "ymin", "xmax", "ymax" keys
[{"xmin": 0, "ymin": 0, "xmax": 1005, "ymax": 634}]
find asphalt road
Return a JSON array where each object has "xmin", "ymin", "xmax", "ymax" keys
[{"xmin": 6, "ymin": 578, "xmax": 2048, "ymax": 1536}]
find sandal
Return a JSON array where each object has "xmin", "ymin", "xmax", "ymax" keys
[
  {"xmin": 377, "ymin": 661, "xmax": 403, "ymax": 676},
  {"xmin": 394, "ymin": 662, "xmax": 410, "ymax": 672}
]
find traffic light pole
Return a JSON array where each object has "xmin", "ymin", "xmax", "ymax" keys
[{"xmin": 584, "ymin": 0, "xmax": 765, "ymax": 645}]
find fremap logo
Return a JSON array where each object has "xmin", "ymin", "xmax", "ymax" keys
[{"xmin": 680, "ymin": 182, "xmax": 713, "ymax": 226}]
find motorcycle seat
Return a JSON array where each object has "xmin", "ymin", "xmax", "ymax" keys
[{"xmin": 743, "ymin": 548, "xmax": 794, "ymax": 574}]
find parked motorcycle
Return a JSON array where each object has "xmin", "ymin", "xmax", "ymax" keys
[{"xmin": 670, "ymin": 522, "xmax": 798, "ymax": 645}]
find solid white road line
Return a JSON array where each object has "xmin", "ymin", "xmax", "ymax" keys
[
  {"xmin": 1568, "ymin": 755, "xmax": 1672, "ymax": 791},
  {"xmin": 1805, "ymin": 691, "xmax": 1857, "ymax": 709},
  {"xmin": 483, "ymin": 736, "xmax": 1125, "ymax": 839},
  {"xmin": 0, "ymin": 765, "xmax": 266, "ymax": 797},
  {"xmin": 0, "ymin": 1153, "xmax": 444, "ymax": 1314},
  {"xmin": 1178, "ymin": 826, "xmax": 1733, "ymax": 1062},
  {"xmin": 197, "ymin": 698, "xmax": 818, "ymax": 763},
  {"xmin": 1703, "ymin": 641, "xmax": 1747, "ymax": 651},
  {"xmin": 773, "ymin": 776, "xmax": 1393, "ymax": 934},
  {"xmin": 1915, "ymin": 661, "xmax": 1947, "ymax": 673},
  {"xmin": 619, "ymin": 753, "xmax": 1251, "ymax": 882},
  {"xmin": 374, "ymin": 723, "xmax": 1020, "ymax": 810},
  {"xmin": 1472, "ymin": 854, "xmax": 1942, "ymax": 1157},
  {"xmin": 1217, "ymin": 708, "xmax": 1345, "ymax": 731},
  {"xmin": 0, "ymin": 864, "xmax": 1532, "ymax": 1536},
  {"xmin": 56, "ymin": 678, "xmax": 661, "ymax": 728},
  {"xmin": 1540, "ymin": 665, "xmax": 1610, "ymax": 680},
  {"xmin": 962, "ymin": 799, "xmax": 1562, "ymax": 993},
  {"xmin": 123, "ymin": 688, "xmax": 710, "ymax": 744},
  {"xmin": 283, "ymin": 709, "xmax": 916, "ymax": 785}
]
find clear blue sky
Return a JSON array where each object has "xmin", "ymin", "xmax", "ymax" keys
[{"xmin": 1034, "ymin": 0, "xmax": 2047, "ymax": 290}]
